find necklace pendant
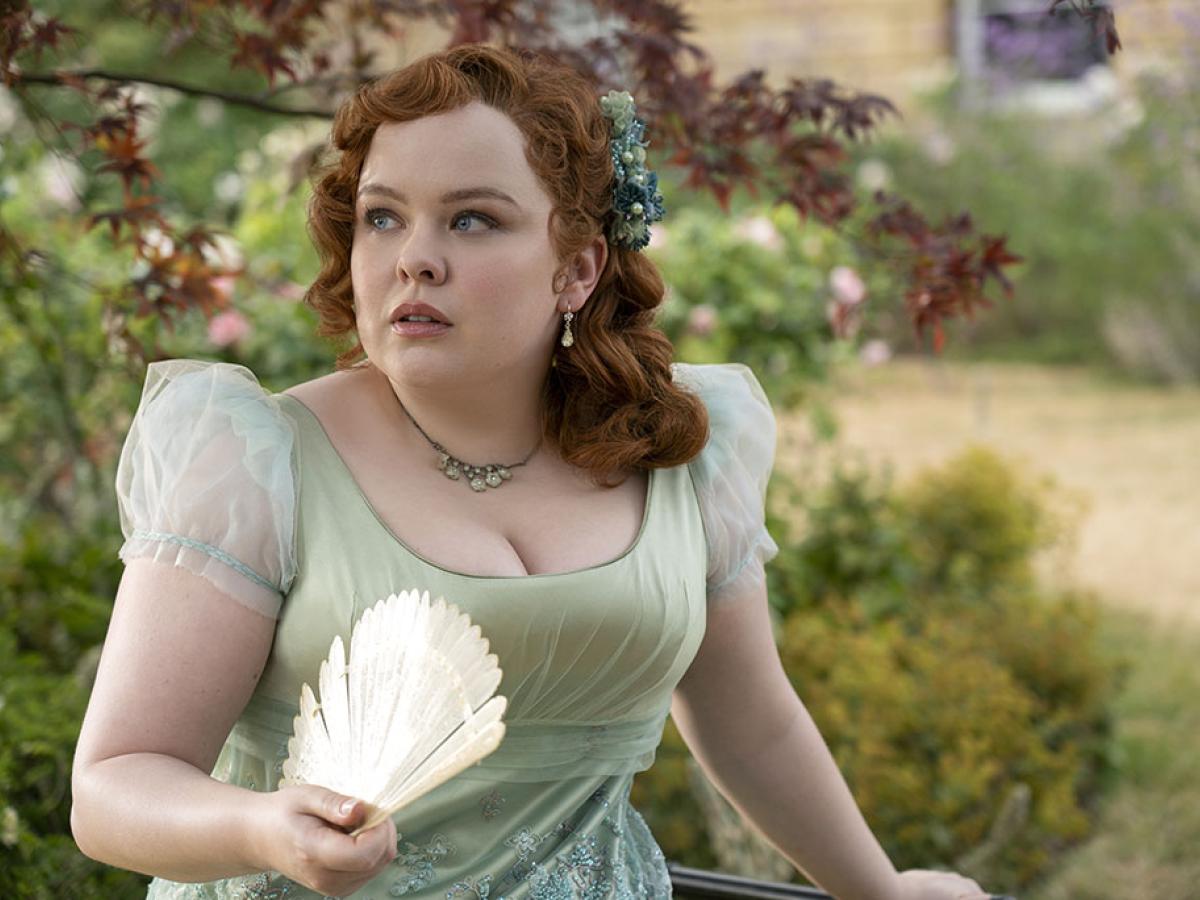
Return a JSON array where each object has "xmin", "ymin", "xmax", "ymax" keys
[{"xmin": 394, "ymin": 391, "xmax": 533, "ymax": 492}]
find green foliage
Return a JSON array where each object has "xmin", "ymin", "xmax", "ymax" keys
[
  {"xmin": 153, "ymin": 143, "xmax": 344, "ymax": 389},
  {"xmin": 646, "ymin": 200, "xmax": 888, "ymax": 407},
  {"xmin": 774, "ymin": 595, "xmax": 1112, "ymax": 888},
  {"xmin": 0, "ymin": 513, "xmax": 149, "ymax": 898},
  {"xmin": 765, "ymin": 444, "xmax": 1085, "ymax": 620},
  {"xmin": 765, "ymin": 454, "xmax": 918, "ymax": 622},
  {"xmin": 858, "ymin": 67, "xmax": 1200, "ymax": 381},
  {"xmin": 898, "ymin": 444, "xmax": 1077, "ymax": 600}
]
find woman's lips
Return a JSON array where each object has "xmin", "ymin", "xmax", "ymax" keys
[{"xmin": 392, "ymin": 320, "xmax": 452, "ymax": 337}]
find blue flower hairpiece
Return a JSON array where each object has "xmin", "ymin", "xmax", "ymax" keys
[{"xmin": 599, "ymin": 90, "xmax": 665, "ymax": 252}]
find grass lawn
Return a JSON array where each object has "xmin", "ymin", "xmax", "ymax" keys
[{"xmin": 776, "ymin": 355, "xmax": 1200, "ymax": 899}]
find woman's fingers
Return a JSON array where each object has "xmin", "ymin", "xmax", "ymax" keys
[
  {"xmin": 306, "ymin": 808, "xmax": 396, "ymax": 872},
  {"xmin": 257, "ymin": 785, "xmax": 398, "ymax": 894},
  {"xmin": 896, "ymin": 867, "xmax": 995, "ymax": 900},
  {"xmin": 291, "ymin": 786, "xmax": 367, "ymax": 830}
]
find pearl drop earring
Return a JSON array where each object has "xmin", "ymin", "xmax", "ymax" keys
[{"xmin": 560, "ymin": 307, "xmax": 575, "ymax": 348}]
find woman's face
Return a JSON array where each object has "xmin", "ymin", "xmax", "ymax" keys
[{"xmin": 350, "ymin": 101, "xmax": 571, "ymax": 390}]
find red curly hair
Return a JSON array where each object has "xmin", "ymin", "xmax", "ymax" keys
[{"xmin": 303, "ymin": 43, "xmax": 708, "ymax": 487}]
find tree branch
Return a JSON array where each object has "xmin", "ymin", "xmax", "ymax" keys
[{"xmin": 17, "ymin": 69, "xmax": 335, "ymax": 119}]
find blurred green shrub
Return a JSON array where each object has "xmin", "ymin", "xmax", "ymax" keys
[
  {"xmin": 647, "ymin": 200, "xmax": 893, "ymax": 407},
  {"xmin": 764, "ymin": 454, "xmax": 916, "ymax": 623},
  {"xmin": 773, "ymin": 592, "xmax": 1112, "ymax": 887},
  {"xmin": 0, "ymin": 513, "xmax": 148, "ymax": 899},
  {"xmin": 898, "ymin": 444, "xmax": 1084, "ymax": 601},
  {"xmin": 766, "ymin": 444, "xmax": 1088, "ymax": 619}
]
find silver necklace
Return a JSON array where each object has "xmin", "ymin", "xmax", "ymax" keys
[{"xmin": 391, "ymin": 390, "xmax": 539, "ymax": 492}]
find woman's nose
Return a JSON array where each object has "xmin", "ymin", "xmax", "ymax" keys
[{"xmin": 395, "ymin": 226, "xmax": 446, "ymax": 285}]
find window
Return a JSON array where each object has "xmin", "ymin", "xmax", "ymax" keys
[{"xmin": 955, "ymin": 0, "xmax": 1116, "ymax": 112}]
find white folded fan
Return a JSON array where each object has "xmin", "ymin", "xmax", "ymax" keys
[{"xmin": 279, "ymin": 589, "xmax": 508, "ymax": 836}]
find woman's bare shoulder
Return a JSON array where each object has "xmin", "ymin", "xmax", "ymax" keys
[{"xmin": 281, "ymin": 364, "xmax": 372, "ymax": 411}]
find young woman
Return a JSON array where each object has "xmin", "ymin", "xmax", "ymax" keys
[{"xmin": 71, "ymin": 43, "xmax": 993, "ymax": 900}]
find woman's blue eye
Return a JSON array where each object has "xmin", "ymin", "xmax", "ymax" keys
[
  {"xmin": 451, "ymin": 210, "xmax": 498, "ymax": 231},
  {"xmin": 362, "ymin": 208, "xmax": 497, "ymax": 232},
  {"xmin": 365, "ymin": 209, "xmax": 394, "ymax": 230}
]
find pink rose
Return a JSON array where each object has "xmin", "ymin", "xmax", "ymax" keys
[
  {"xmin": 275, "ymin": 280, "xmax": 307, "ymax": 300},
  {"xmin": 734, "ymin": 216, "xmax": 783, "ymax": 252},
  {"xmin": 829, "ymin": 265, "xmax": 866, "ymax": 306},
  {"xmin": 686, "ymin": 304, "xmax": 718, "ymax": 337},
  {"xmin": 208, "ymin": 309, "xmax": 251, "ymax": 347},
  {"xmin": 210, "ymin": 275, "xmax": 238, "ymax": 303}
]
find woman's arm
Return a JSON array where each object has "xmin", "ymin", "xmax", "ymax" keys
[
  {"xmin": 71, "ymin": 558, "xmax": 279, "ymax": 881},
  {"xmin": 672, "ymin": 575, "xmax": 985, "ymax": 900},
  {"xmin": 73, "ymin": 558, "xmax": 397, "ymax": 892}
]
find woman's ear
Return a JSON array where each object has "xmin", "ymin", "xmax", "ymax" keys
[{"xmin": 555, "ymin": 236, "xmax": 608, "ymax": 313}]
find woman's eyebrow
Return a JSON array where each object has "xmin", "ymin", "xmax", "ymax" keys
[{"xmin": 357, "ymin": 183, "xmax": 520, "ymax": 207}]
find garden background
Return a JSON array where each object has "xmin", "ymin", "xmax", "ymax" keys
[{"xmin": 1, "ymin": 2, "xmax": 1197, "ymax": 898}]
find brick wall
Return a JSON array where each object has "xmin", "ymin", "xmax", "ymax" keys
[
  {"xmin": 681, "ymin": 0, "xmax": 1196, "ymax": 105},
  {"xmin": 682, "ymin": 0, "xmax": 955, "ymax": 99}
]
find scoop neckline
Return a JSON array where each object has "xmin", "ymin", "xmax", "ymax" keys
[{"xmin": 276, "ymin": 392, "xmax": 656, "ymax": 581}]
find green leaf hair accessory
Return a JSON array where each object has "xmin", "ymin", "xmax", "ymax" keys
[{"xmin": 599, "ymin": 89, "xmax": 666, "ymax": 252}]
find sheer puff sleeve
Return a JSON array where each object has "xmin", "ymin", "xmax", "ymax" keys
[
  {"xmin": 115, "ymin": 359, "xmax": 299, "ymax": 620},
  {"xmin": 672, "ymin": 361, "xmax": 780, "ymax": 606}
]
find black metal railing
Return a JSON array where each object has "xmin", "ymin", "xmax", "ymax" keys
[{"xmin": 667, "ymin": 862, "xmax": 1017, "ymax": 900}]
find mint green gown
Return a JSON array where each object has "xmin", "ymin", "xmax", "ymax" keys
[{"xmin": 115, "ymin": 358, "xmax": 778, "ymax": 900}]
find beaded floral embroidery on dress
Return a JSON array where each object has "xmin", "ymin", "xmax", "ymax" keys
[
  {"xmin": 480, "ymin": 788, "xmax": 506, "ymax": 821},
  {"xmin": 144, "ymin": 871, "xmax": 336, "ymax": 900},
  {"xmin": 447, "ymin": 874, "xmax": 494, "ymax": 899},
  {"xmin": 459, "ymin": 782, "xmax": 670, "ymax": 900},
  {"xmin": 389, "ymin": 832, "xmax": 456, "ymax": 895}
]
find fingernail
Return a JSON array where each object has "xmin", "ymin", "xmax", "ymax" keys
[{"xmin": 341, "ymin": 798, "xmax": 357, "ymax": 815}]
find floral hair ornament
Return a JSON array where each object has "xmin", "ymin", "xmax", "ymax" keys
[{"xmin": 599, "ymin": 89, "xmax": 666, "ymax": 252}]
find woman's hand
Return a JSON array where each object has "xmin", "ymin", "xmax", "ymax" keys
[
  {"xmin": 247, "ymin": 784, "xmax": 398, "ymax": 897},
  {"xmin": 895, "ymin": 867, "xmax": 991, "ymax": 900}
]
